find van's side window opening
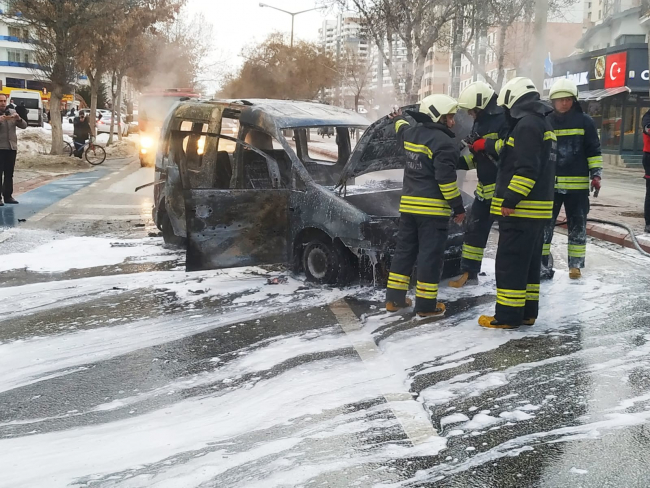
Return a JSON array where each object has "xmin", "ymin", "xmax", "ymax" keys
[{"xmin": 237, "ymin": 125, "xmax": 291, "ymax": 190}]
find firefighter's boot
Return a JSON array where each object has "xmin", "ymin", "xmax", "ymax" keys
[
  {"xmin": 386, "ymin": 297, "xmax": 413, "ymax": 312},
  {"xmin": 449, "ymin": 272, "xmax": 479, "ymax": 288},
  {"xmin": 478, "ymin": 315, "xmax": 519, "ymax": 329},
  {"xmin": 569, "ymin": 268, "xmax": 582, "ymax": 280},
  {"xmin": 416, "ymin": 302, "xmax": 446, "ymax": 318},
  {"xmin": 522, "ymin": 318, "xmax": 536, "ymax": 326}
]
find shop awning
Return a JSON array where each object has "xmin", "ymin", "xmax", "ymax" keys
[{"xmin": 577, "ymin": 86, "xmax": 630, "ymax": 101}]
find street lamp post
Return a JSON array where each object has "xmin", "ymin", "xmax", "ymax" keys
[{"xmin": 259, "ymin": 3, "xmax": 325, "ymax": 48}]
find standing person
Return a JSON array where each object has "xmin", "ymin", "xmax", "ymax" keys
[
  {"xmin": 642, "ymin": 110, "xmax": 650, "ymax": 233},
  {"xmin": 478, "ymin": 77, "xmax": 557, "ymax": 329},
  {"xmin": 450, "ymin": 81, "xmax": 508, "ymax": 288},
  {"xmin": 73, "ymin": 113, "xmax": 92, "ymax": 159},
  {"xmin": 543, "ymin": 79, "xmax": 602, "ymax": 279},
  {"xmin": 0, "ymin": 93, "xmax": 27, "ymax": 206},
  {"xmin": 386, "ymin": 95, "xmax": 466, "ymax": 317}
]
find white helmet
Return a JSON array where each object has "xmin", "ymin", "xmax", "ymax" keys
[
  {"xmin": 418, "ymin": 94, "xmax": 458, "ymax": 123},
  {"xmin": 549, "ymin": 78, "xmax": 578, "ymax": 100},
  {"xmin": 458, "ymin": 81, "xmax": 495, "ymax": 111},
  {"xmin": 497, "ymin": 77, "xmax": 538, "ymax": 109}
]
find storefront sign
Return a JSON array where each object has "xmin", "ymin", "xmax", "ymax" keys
[
  {"xmin": 605, "ymin": 52, "xmax": 627, "ymax": 88},
  {"xmin": 543, "ymin": 71, "xmax": 589, "ymax": 91}
]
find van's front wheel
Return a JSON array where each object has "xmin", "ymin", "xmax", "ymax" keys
[{"xmin": 302, "ymin": 237, "xmax": 356, "ymax": 285}]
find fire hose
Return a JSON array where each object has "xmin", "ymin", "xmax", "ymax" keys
[{"xmin": 555, "ymin": 218, "xmax": 650, "ymax": 259}]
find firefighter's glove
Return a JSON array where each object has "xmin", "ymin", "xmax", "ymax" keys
[
  {"xmin": 591, "ymin": 176, "xmax": 601, "ymax": 191},
  {"xmin": 470, "ymin": 138, "xmax": 486, "ymax": 152}
]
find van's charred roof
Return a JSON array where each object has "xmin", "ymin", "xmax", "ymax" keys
[{"xmin": 182, "ymin": 99, "xmax": 370, "ymax": 133}]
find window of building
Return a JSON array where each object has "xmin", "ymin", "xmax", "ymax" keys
[
  {"xmin": 616, "ymin": 34, "xmax": 646, "ymax": 45},
  {"xmin": 6, "ymin": 77, "xmax": 25, "ymax": 88},
  {"xmin": 601, "ymin": 96, "xmax": 623, "ymax": 149}
]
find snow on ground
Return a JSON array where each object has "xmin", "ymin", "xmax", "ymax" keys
[
  {"xmin": 0, "ymin": 236, "xmax": 176, "ymax": 273},
  {"xmin": 1, "ymin": 234, "xmax": 650, "ymax": 486}
]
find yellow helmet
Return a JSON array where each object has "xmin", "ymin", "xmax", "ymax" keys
[
  {"xmin": 497, "ymin": 77, "xmax": 538, "ymax": 109},
  {"xmin": 549, "ymin": 78, "xmax": 578, "ymax": 100},
  {"xmin": 418, "ymin": 94, "xmax": 458, "ymax": 123},
  {"xmin": 458, "ymin": 81, "xmax": 495, "ymax": 110}
]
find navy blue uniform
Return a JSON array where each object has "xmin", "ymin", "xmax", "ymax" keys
[{"xmin": 386, "ymin": 113, "xmax": 463, "ymax": 313}]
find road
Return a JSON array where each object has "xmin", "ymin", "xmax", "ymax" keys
[{"xmin": 1, "ymin": 159, "xmax": 650, "ymax": 487}]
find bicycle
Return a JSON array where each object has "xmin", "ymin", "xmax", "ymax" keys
[{"xmin": 64, "ymin": 136, "xmax": 107, "ymax": 165}]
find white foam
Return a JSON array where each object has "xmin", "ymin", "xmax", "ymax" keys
[{"xmin": 0, "ymin": 237, "xmax": 178, "ymax": 273}]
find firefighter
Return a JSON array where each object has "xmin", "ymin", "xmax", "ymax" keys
[
  {"xmin": 386, "ymin": 94, "xmax": 466, "ymax": 317},
  {"xmin": 450, "ymin": 81, "xmax": 508, "ymax": 288},
  {"xmin": 542, "ymin": 78, "xmax": 602, "ymax": 280},
  {"xmin": 477, "ymin": 77, "xmax": 557, "ymax": 329}
]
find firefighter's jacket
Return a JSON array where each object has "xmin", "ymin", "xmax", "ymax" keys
[
  {"xmin": 547, "ymin": 103, "xmax": 603, "ymax": 193},
  {"xmin": 486, "ymin": 94, "xmax": 557, "ymax": 221},
  {"xmin": 457, "ymin": 94, "xmax": 508, "ymax": 201},
  {"xmin": 394, "ymin": 112, "xmax": 464, "ymax": 218}
]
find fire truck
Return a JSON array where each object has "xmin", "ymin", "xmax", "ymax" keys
[{"xmin": 138, "ymin": 88, "xmax": 199, "ymax": 167}]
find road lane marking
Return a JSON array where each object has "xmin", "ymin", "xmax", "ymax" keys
[{"xmin": 329, "ymin": 299, "xmax": 439, "ymax": 445}]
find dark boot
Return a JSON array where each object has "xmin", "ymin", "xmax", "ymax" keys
[{"xmin": 4, "ymin": 197, "xmax": 18, "ymax": 204}]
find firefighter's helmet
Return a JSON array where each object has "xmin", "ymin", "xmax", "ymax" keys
[
  {"xmin": 549, "ymin": 78, "xmax": 579, "ymax": 100},
  {"xmin": 418, "ymin": 94, "xmax": 458, "ymax": 123},
  {"xmin": 458, "ymin": 81, "xmax": 494, "ymax": 111},
  {"xmin": 497, "ymin": 77, "xmax": 538, "ymax": 109}
]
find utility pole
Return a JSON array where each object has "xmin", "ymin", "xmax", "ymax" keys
[
  {"xmin": 259, "ymin": 3, "xmax": 325, "ymax": 48},
  {"xmin": 531, "ymin": 0, "xmax": 549, "ymax": 90}
]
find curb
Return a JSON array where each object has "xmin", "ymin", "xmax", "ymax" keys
[
  {"xmin": 555, "ymin": 220, "xmax": 650, "ymax": 254},
  {"xmin": 586, "ymin": 222, "xmax": 650, "ymax": 253}
]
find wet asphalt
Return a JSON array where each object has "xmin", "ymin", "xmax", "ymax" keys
[{"xmin": 1, "ymin": 163, "xmax": 650, "ymax": 487}]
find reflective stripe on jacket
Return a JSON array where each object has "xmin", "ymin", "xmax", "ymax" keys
[
  {"xmin": 394, "ymin": 115, "xmax": 464, "ymax": 217},
  {"xmin": 547, "ymin": 103, "xmax": 602, "ymax": 191},
  {"xmin": 491, "ymin": 95, "xmax": 557, "ymax": 221}
]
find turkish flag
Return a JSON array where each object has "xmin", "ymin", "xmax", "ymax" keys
[{"xmin": 605, "ymin": 52, "xmax": 627, "ymax": 88}]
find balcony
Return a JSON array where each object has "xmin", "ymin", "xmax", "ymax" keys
[
  {"xmin": 0, "ymin": 60, "xmax": 41, "ymax": 69},
  {"xmin": 0, "ymin": 35, "xmax": 34, "ymax": 43}
]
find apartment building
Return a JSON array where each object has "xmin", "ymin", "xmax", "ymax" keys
[{"xmin": 457, "ymin": 21, "xmax": 584, "ymax": 93}]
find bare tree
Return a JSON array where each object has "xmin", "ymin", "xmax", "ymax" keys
[
  {"xmin": 6, "ymin": 0, "xmax": 120, "ymax": 154},
  {"xmin": 335, "ymin": 0, "xmax": 457, "ymax": 104},
  {"xmin": 337, "ymin": 47, "xmax": 375, "ymax": 112}
]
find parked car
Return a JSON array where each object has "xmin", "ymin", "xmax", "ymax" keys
[
  {"xmin": 9, "ymin": 90, "xmax": 44, "ymax": 127},
  {"xmin": 152, "ymin": 99, "xmax": 473, "ymax": 284}
]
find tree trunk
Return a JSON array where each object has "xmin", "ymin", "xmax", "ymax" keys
[
  {"xmin": 49, "ymin": 88, "xmax": 63, "ymax": 155},
  {"xmin": 411, "ymin": 50, "xmax": 427, "ymax": 104},
  {"xmin": 87, "ymin": 68, "xmax": 102, "ymax": 136},
  {"xmin": 354, "ymin": 93, "xmax": 359, "ymax": 112},
  {"xmin": 531, "ymin": 0, "xmax": 549, "ymax": 90},
  {"xmin": 451, "ymin": 12, "xmax": 464, "ymax": 98},
  {"xmin": 108, "ymin": 73, "xmax": 117, "ymax": 145},
  {"xmin": 116, "ymin": 73, "xmax": 123, "ymax": 141},
  {"xmin": 496, "ymin": 23, "xmax": 508, "ymax": 90}
]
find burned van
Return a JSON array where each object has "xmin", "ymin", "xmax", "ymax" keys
[{"xmin": 152, "ymin": 99, "xmax": 472, "ymax": 284}]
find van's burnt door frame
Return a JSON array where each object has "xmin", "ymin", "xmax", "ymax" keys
[{"xmin": 178, "ymin": 131, "xmax": 291, "ymax": 272}]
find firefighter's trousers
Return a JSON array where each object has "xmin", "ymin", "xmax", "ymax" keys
[
  {"xmin": 460, "ymin": 197, "xmax": 493, "ymax": 274},
  {"xmin": 542, "ymin": 192, "xmax": 589, "ymax": 269},
  {"xmin": 495, "ymin": 220, "xmax": 545, "ymax": 325},
  {"xmin": 386, "ymin": 213, "xmax": 449, "ymax": 313}
]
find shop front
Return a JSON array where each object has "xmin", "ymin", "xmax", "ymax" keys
[{"xmin": 544, "ymin": 44, "xmax": 650, "ymax": 167}]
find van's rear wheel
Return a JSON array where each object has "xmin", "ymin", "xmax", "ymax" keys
[{"xmin": 302, "ymin": 237, "xmax": 356, "ymax": 285}]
